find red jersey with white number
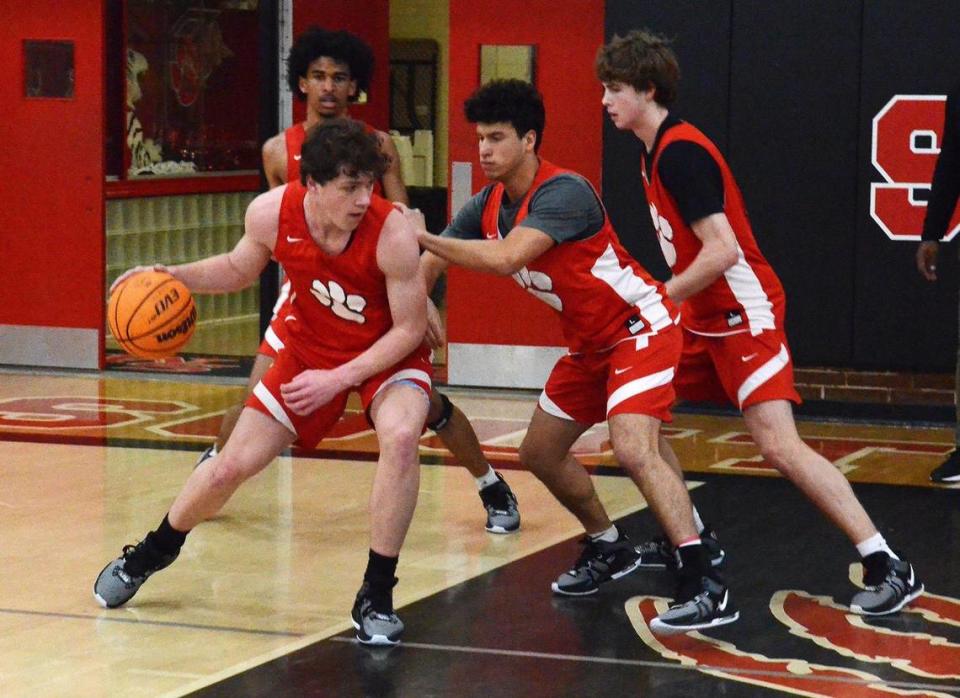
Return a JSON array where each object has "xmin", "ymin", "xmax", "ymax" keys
[
  {"xmin": 642, "ymin": 122, "xmax": 785, "ymax": 336},
  {"xmin": 480, "ymin": 160, "xmax": 678, "ymax": 354},
  {"xmin": 274, "ymin": 181, "xmax": 394, "ymax": 366},
  {"xmin": 284, "ymin": 120, "xmax": 384, "ymax": 197}
]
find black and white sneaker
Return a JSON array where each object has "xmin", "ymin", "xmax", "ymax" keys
[
  {"xmin": 637, "ymin": 528, "xmax": 726, "ymax": 570},
  {"xmin": 551, "ymin": 533, "xmax": 642, "ymax": 596},
  {"xmin": 649, "ymin": 576, "xmax": 739, "ymax": 635},
  {"xmin": 195, "ymin": 445, "xmax": 217, "ymax": 469},
  {"xmin": 93, "ymin": 533, "xmax": 179, "ymax": 608},
  {"xmin": 351, "ymin": 580, "xmax": 404, "ymax": 646},
  {"xmin": 479, "ymin": 472, "xmax": 520, "ymax": 534},
  {"xmin": 850, "ymin": 552, "xmax": 924, "ymax": 615},
  {"xmin": 930, "ymin": 451, "xmax": 960, "ymax": 483}
]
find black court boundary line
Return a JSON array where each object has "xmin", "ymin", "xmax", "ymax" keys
[
  {"xmin": 325, "ymin": 636, "xmax": 960, "ymax": 694},
  {"xmin": 0, "ymin": 607, "xmax": 302, "ymax": 638}
]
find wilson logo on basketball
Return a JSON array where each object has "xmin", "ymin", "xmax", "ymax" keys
[
  {"xmin": 155, "ymin": 306, "xmax": 197, "ymax": 343},
  {"xmin": 870, "ymin": 94, "xmax": 960, "ymax": 241}
]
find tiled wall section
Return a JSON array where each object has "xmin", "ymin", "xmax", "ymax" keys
[
  {"xmin": 105, "ymin": 192, "xmax": 260, "ymax": 331},
  {"xmin": 795, "ymin": 368, "xmax": 955, "ymax": 406}
]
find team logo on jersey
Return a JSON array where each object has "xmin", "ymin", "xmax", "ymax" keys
[
  {"xmin": 310, "ymin": 279, "xmax": 367, "ymax": 324},
  {"xmin": 870, "ymin": 94, "xmax": 960, "ymax": 241},
  {"xmin": 648, "ymin": 203, "xmax": 677, "ymax": 267},
  {"xmin": 511, "ymin": 267, "xmax": 562, "ymax": 311}
]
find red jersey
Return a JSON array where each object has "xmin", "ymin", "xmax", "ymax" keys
[
  {"xmin": 274, "ymin": 181, "xmax": 395, "ymax": 366},
  {"xmin": 284, "ymin": 120, "xmax": 384, "ymax": 197},
  {"xmin": 480, "ymin": 160, "xmax": 678, "ymax": 354},
  {"xmin": 641, "ymin": 122, "xmax": 784, "ymax": 336}
]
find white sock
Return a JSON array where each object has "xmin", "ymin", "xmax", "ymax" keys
[
  {"xmin": 856, "ymin": 532, "xmax": 898, "ymax": 560},
  {"xmin": 475, "ymin": 465, "xmax": 499, "ymax": 490},
  {"xmin": 589, "ymin": 525, "xmax": 619, "ymax": 543},
  {"xmin": 691, "ymin": 506, "xmax": 705, "ymax": 535}
]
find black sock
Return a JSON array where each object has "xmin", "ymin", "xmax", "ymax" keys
[
  {"xmin": 151, "ymin": 514, "xmax": 189, "ymax": 555},
  {"xmin": 364, "ymin": 549, "xmax": 398, "ymax": 589},
  {"xmin": 677, "ymin": 542, "xmax": 711, "ymax": 578}
]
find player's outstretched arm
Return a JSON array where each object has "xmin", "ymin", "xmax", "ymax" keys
[
  {"xmin": 663, "ymin": 212, "xmax": 738, "ymax": 302},
  {"xmin": 416, "ymin": 225, "xmax": 554, "ymax": 276},
  {"xmin": 168, "ymin": 187, "xmax": 281, "ymax": 294}
]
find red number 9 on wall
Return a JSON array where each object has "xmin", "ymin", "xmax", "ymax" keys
[{"xmin": 871, "ymin": 94, "xmax": 960, "ymax": 241}]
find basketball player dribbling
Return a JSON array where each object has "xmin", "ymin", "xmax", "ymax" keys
[
  {"xmin": 203, "ymin": 26, "xmax": 521, "ymax": 534},
  {"xmin": 95, "ymin": 120, "xmax": 429, "ymax": 646}
]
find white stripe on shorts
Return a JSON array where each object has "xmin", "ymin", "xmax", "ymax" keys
[
  {"xmin": 538, "ymin": 389, "xmax": 576, "ymax": 421},
  {"xmin": 371, "ymin": 368, "xmax": 432, "ymax": 402},
  {"xmin": 264, "ymin": 325, "xmax": 285, "ymax": 353},
  {"xmin": 253, "ymin": 382, "xmax": 297, "ymax": 435},
  {"xmin": 737, "ymin": 343, "xmax": 789, "ymax": 408},
  {"xmin": 606, "ymin": 367, "xmax": 675, "ymax": 415}
]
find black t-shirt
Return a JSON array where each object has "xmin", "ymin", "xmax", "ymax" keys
[{"xmin": 645, "ymin": 115, "xmax": 725, "ymax": 226}]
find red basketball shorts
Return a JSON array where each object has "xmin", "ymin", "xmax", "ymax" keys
[
  {"xmin": 674, "ymin": 327, "xmax": 801, "ymax": 410},
  {"xmin": 538, "ymin": 324, "xmax": 682, "ymax": 425},
  {"xmin": 246, "ymin": 343, "xmax": 433, "ymax": 447},
  {"xmin": 257, "ymin": 281, "xmax": 293, "ymax": 359}
]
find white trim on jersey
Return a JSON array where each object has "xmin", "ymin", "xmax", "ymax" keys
[
  {"xmin": 253, "ymin": 382, "xmax": 297, "ymax": 435},
  {"xmin": 590, "ymin": 243, "xmax": 673, "ymax": 333},
  {"xmin": 606, "ymin": 367, "xmax": 675, "ymax": 415},
  {"xmin": 737, "ymin": 343, "xmax": 789, "ymax": 408},
  {"xmin": 271, "ymin": 280, "xmax": 292, "ymax": 318},
  {"xmin": 722, "ymin": 244, "xmax": 776, "ymax": 332},
  {"xmin": 539, "ymin": 389, "xmax": 576, "ymax": 421},
  {"xmin": 264, "ymin": 325, "xmax": 285, "ymax": 353}
]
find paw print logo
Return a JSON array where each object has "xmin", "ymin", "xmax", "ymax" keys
[
  {"xmin": 512, "ymin": 267, "xmax": 562, "ymax": 311},
  {"xmin": 649, "ymin": 203, "xmax": 676, "ymax": 268},
  {"xmin": 310, "ymin": 280, "xmax": 367, "ymax": 324}
]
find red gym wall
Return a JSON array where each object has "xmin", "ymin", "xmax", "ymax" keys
[
  {"xmin": 445, "ymin": 0, "xmax": 604, "ymax": 387},
  {"xmin": 0, "ymin": 0, "xmax": 104, "ymax": 368},
  {"xmin": 292, "ymin": 0, "xmax": 391, "ymax": 131}
]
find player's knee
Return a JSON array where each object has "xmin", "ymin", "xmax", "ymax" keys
[
  {"xmin": 756, "ymin": 436, "xmax": 800, "ymax": 473},
  {"xmin": 377, "ymin": 419, "xmax": 422, "ymax": 460},
  {"xmin": 207, "ymin": 453, "xmax": 249, "ymax": 491},
  {"xmin": 426, "ymin": 390, "xmax": 453, "ymax": 431},
  {"xmin": 613, "ymin": 442, "xmax": 659, "ymax": 473}
]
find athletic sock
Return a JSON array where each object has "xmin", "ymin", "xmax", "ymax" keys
[
  {"xmin": 856, "ymin": 532, "xmax": 898, "ymax": 560},
  {"xmin": 475, "ymin": 465, "xmax": 499, "ymax": 490},
  {"xmin": 691, "ymin": 506, "xmax": 706, "ymax": 535},
  {"xmin": 152, "ymin": 514, "xmax": 189, "ymax": 555},
  {"xmin": 589, "ymin": 525, "xmax": 619, "ymax": 543},
  {"xmin": 364, "ymin": 549, "xmax": 399, "ymax": 589}
]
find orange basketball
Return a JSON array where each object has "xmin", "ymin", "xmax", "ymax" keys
[{"xmin": 107, "ymin": 270, "xmax": 197, "ymax": 359}]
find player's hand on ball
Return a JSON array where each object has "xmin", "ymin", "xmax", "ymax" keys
[
  {"xmin": 111, "ymin": 264, "xmax": 172, "ymax": 293},
  {"xmin": 280, "ymin": 369, "xmax": 346, "ymax": 415}
]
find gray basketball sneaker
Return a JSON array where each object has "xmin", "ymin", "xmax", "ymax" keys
[
  {"xmin": 636, "ymin": 527, "xmax": 726, "ymax": 570},
  {"xmin": 351, "ymin": 581, "xmax": 404, "ymax": 646},
  {"xmin": 94, "ymin": 534, "xmax": 179, "ymax": 608},
  {"xmin": 649, "ymin": 575, "xmax": 739, "ymax": 635},
  {"xmin": 479, "ymin": 472, "xmax": 520, "ymax": 534},
  {"xmin": 850, "ymin": 552, "xmax": 923, "ymax": 615},
  {"xmin": 551, "ymin": 533, "xmax": 642, "ymax": 595}
]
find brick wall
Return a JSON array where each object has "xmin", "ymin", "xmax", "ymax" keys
[{"xmin": 795, "ymin": 369, "xmax": 955, "ymax": 406}]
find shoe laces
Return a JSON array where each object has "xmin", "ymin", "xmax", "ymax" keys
[
  {"xmin": 480, "ymin": 480, "xmax": 516, "ymax": 513},
  {"xmin": 120, "ymin": 538, "xmax": 158, "ymax": 578}
]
